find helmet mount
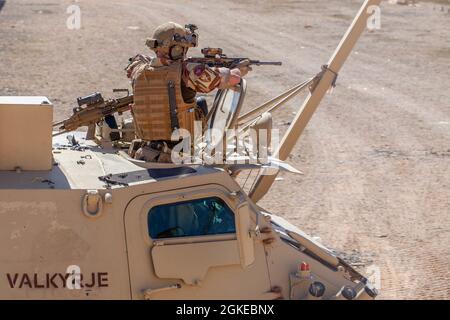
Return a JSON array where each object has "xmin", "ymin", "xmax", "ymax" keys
[{"xmin": 146, "ymin": 22, "xmax": 198, "ymax": 54}]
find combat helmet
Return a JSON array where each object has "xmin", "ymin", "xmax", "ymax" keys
[{"xmin": 146, "ymin": 22, "xmax": 198, "ymax": 59}]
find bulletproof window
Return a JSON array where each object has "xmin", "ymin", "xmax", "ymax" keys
[{"xmin": 148, "ymin": 197, "xmax": 236, "ymax": 239}]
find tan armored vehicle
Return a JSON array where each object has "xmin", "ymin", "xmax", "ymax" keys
[{"xmin": 0, "ymin": 0, "xmax": 381, "ymax": 300}]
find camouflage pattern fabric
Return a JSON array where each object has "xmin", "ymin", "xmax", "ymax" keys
[{"xmin": 126, "ymin": 56, "xmax": 223, "ymax": 94}]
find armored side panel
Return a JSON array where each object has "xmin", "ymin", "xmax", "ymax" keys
[
  {"xmin": 0, "ymin": 96, "xmax": 53, "ymax": 171},
  {"xmin": 0, "ymin": 188, "xmax": 132, "ymax": 299},
  {"xmin": 132, "ymin": 61, "xmax": 195, "ymax": 140}
]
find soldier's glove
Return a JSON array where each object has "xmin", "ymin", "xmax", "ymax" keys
[{"xmin": 236, "ymin": 59, "xmax": 253, "ymax": 77}]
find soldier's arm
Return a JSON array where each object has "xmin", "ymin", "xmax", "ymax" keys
[
  {"xmin": 207, "ymin": 59, "xmax": 253, "ymax": 89},
  {"xmin": 215, "ymin": 59, "xmax": 252, "ymax": 88},
  {"xmin": 183, "ymin": 62, "xmax": 250, "ymax": 93},
  {"xmin": 216, "ymin": 67, "xmax": 241, "ymax": 89}
]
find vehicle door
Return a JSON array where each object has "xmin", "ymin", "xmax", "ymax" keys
[{"xmin": 124, "ymin": 184, "xmax": 273, "ymax": 299}]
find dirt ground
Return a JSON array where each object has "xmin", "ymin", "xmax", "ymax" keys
[{"xmin": 0, "ymin": 0, "xmax": 449, "ymax": 299}]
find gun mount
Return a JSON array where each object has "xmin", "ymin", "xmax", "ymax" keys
[{"xmin": 52, "ymin": 90, "xmax": 133, "ymax": 137}]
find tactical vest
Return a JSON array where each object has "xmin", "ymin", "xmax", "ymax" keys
[{"xmin": 132, "ymin": 61, "xmax": 196, "ymax": 141}]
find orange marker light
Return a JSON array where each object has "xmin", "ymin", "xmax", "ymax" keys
[{"xmin": 300, "ymin": 262, "xmax": 310, "ymax": 272}]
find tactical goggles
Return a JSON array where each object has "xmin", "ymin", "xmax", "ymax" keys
[{"xmin": 172, "ymin": 32, "xmax": 198, "ymax": 47}]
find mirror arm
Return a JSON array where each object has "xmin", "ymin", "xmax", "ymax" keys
[
  {"xmin": 237, "ymin": 78, "xmax": 313, "ymax": 134},
  {"xmin": 237, "ymin": 78, "xmax": 313, "ymax": 125},
  {"xmin": 249, "ymin": 0, "xmax": 382, "ymax": 202}
]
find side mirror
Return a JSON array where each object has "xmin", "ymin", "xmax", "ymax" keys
[{"xmin": 236, "ymin": 202, "xmax": 255, "ymax": 268}]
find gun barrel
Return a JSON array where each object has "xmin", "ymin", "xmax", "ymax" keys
[{"xmin": 250, "ymin": 61, "xmax": 282, "ymax": 66}]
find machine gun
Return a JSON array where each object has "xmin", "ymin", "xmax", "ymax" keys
[
  {"xmin": 186, "ymin": 47, "xmax": 282, "ymax": 68},
  {"xmin": 52, "ymin": 89, "xmax": 133, "ymax": 136}
]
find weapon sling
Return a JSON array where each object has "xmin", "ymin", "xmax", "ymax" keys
[{"xmin": 167, "ymin": 80, "xmax": 180, "ymax": 131}]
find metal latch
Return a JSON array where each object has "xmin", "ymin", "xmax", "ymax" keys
[
  {"xmin": 82, "ymin": 190, "xmax": 103, "ymax": 218},
  {"xmin": 249, "ymin": 225, "xmax": 261, "ymax": 239}
]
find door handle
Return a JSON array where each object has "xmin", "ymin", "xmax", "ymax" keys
[{"xmin": 143, "ymin": 283, "xmax": 181, "ymax": 300}]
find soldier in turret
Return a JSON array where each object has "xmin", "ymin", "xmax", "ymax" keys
[{"xmin": 125, "ymin": 22, "xmax": 251, "ymax": 162}]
